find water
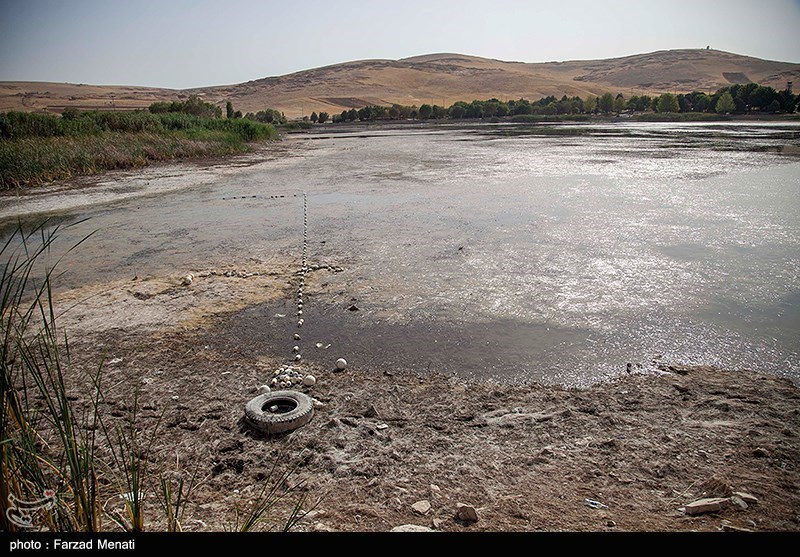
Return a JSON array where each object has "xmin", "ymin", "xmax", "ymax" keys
[{"xmin": 2, "ymin": 121, "xmax": 799, "ymax": 386}]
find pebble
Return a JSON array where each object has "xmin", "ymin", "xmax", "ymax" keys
[
  {"xmin": 456, "ymin": 503, "xmax": 478, "ymax": 523},
  {"xmin": 293, "ymin": 346, "xmax": 300, "ymax": 352},
  {"xmin": 752, "ymin": 447, "xmax": 769, "ymax": 458},
  {"xmin": 294, "ymin": 334, "xmax": 301, "ymax": 340},
  {"xmin": 257, "ymin": 385, "xmax": 271, "ymax": 394},
  {"xmin": 390, "ymin": 524, "xmax": 435, "ymax": 533},
  {"xmin": 303, "ymin": 374, "xmax": 317, "ymax": 386},
  {"xmin": 294, "ymin": 354, "xmax": 302, "ymax": 361},
  {"xmin": 412, "ymin": 500, "xmax": 432, "ymax": 515},
  {"xmin": 729, "ymin": 496, "xmax": 748, "ymax": 510},
  {"xmin": 683, "ymin": 497, "xmax": 729, "ymax": 516},
  {"xmin": 733, "ymin": 492, "xmax": 759, "ymax": 505},
  {"xmin": 181, "ymin": 273, "xmax": 194, "ymax": 286},
  {"xmin": 336, "ymin": 358, "xmax": 347, "ymax": 371}
]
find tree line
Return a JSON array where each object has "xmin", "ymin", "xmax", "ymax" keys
[{"xmin": 310, "ymin": 82, "xmax": 797, "ymax": 123}]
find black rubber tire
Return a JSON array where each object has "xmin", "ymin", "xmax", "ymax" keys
[{"xmin": 244, "ymin": 390, "xmax": 314, "ymax": 434}]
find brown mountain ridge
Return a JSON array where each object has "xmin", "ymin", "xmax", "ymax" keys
[{"xmin": 2, "ymin": 48, "xmax": 798, "ymax": 118}]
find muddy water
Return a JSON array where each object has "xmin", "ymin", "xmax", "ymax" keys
[{"xmin": 1, "ymin": 121, "xmax": 799, "ymax": 386}]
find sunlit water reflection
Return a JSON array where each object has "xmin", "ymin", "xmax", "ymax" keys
[{"xmin": 2, "ymin": 121, "xmax": 798, "ymax": 386}]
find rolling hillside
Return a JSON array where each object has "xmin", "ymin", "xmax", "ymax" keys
[{"xmin": 2, "ymin": 48, "xmax": 798, "ymax": 118}]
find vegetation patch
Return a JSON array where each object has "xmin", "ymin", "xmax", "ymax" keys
[{"xmin": 0, "ymin": 97, "xmax": 277, "ymax": 189}]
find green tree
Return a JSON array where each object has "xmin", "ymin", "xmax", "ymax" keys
[
  {"xmin": 598, "ymin": 92, "xmax": 615, "ymax": 114},
  {"xmin": 716, "ymin": 91, "xmax": 735, "ymax": 114},
  {"xmin": 318, "ymin": 112, "xmax": 329, "ymax": 123},
  {"xmin": 583, "ymin": 96, "xmax": 597, "ymax": 114},
  {"xmin": 613, "ymin": 94, "xmax": 626, "ymax": 113},
  {"xmin": 226, "ymin": 101, "xmax": 234, "ymax": 119},
  {"xmin": 656, "ymin": 93, "xmax": 680, "ymax": 113},
  {"xmin": 448, "ymin": 102, "xmax": 467, "ymax": 119},
  {"xmin": 310, "ymin": 111, "xmax": 318, "ymax": 123},
  {"xmin": 418, "ymin": 104, "xmax": 433, "ymax": 119}
]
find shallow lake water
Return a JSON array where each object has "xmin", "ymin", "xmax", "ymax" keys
[{"xmin": 2, "ymin": 121, "xmax": 799, "ymax": 386}]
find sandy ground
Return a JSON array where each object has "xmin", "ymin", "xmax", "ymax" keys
[{"xmin": 49, "ymin": 264, "xmax": 800, "ymax": 532}]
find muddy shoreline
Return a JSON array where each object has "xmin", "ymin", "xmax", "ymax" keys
[
  {"xmin": 5, "ymin": 120, "xmax": 799, "ymax": 531},
  {"xmin": 53, "ymin": 266, "xmax": 800, "ymax": 532}
]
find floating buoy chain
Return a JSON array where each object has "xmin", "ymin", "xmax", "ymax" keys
[
  {"xmin": 270, "ymin": 192, "xmax": 313, "ymax": 390},
  {"xmin": 296, "ymin": 192, "xmax": 308, "ymax": 345}
]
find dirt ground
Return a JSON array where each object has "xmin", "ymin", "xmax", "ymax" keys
[{"xmin": 49, "ymin": 263, "xmax": 800, "ymax": 533}]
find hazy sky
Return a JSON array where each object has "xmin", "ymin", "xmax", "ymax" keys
[{"xmin": 1, "ymin": 0, "xmax": 798, "ymax": 89}]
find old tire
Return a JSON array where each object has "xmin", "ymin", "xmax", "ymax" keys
[{"xmin": 244, "ymin": 390, "xmax": 314, "ymax": 434}]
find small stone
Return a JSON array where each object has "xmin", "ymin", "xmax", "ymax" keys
[
  {"xmin": 752, "ymin": 447, "xmax": 769, "ymax": 458},
  {"xmin": 303, "ymin": 374, "xmax": 317, "ymax": 386},
  {"xmin": 335, "ymin": 358, "xmax": 347, "ymax": 371},
  {"xmin": 294, "ymin": 354, "xmax": 302, "ymax": 361},
  {"xmin": 721, "ymin": 524, "xmax": 754, "ymax": 532},
  {"xmin": 431, "ymin": 518, "xmax": 443, "ymax": 530},
  {"xmin": 430, "ymin": 484, "xmax": 441, "ymax": 494},
  {"xmin": 733, "ymin": 492, "xmax": 759, "ymax": 505},
  {"xmin": 729, "ymin": 496, "xmax": 748, "ymax": 510},
  {"xmin": 390, "ymin": 524, "xmax": 435, "ymax": 533},
  {"xmin": 683, "ymin": 497, "xmax": 729, "ymax": 516},
  {"xmin": 412, "ymin": 500, "xmax": 431, "ymax": 515},
  {"xmin": 313, "ymin": 522, "xmax": 336, "ymax": 532},
  {"xmin": 312, "ymin": 398, "xmax": 325, "ymax": 408},
  {"xmin": 297, "ymin": 310, "xmax": 303, "ymax": 316},
  {"xmin": 376, "ymin": 423, "xmax": 389, "ymax": 430},
  {"xmin": 294, "ymin": 334, "xmax": 301, "ymax": 340},
  {"xmin": 363, "ymin": 404, "xmax": 378, "ymax": 418},
  {"xmin": 606, "ymin": 520, "xmax": 616, "ymax": 528},
  {"xmin": 297, "ymin": 320, "xmax": 304, "ymax": 327},
  {"xmin": 292, "ymin": 345, "xmax": 300, "ymax": 353},
  {"xmin": 348, "ymin": 304, "xmax": 359, "ymax": 311},
  {"xmin": 257, "ymin": 385, "xmax": 271, "ymax": 394},
  {"xmin": 181, "ymin": 273, "xmax": 194, "ymax": 286},
  {"xmin": 456, "ymin": 503, "xmax": 478, "ymax": 523}
]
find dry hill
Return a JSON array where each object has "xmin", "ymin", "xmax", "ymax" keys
[{"xmin": 2, "ymin": 48, "xmax": 798, "ymax": 118}]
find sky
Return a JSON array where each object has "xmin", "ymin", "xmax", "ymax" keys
[{"xmin": 1, "ymin": 0, "xmax": 799, "ymax": 89}]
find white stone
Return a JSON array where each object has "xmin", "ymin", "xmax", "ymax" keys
[
  {"xmin": 412, "ymin": 500, "xmax": 431, "ymax": 515},
  {"xmin": 293, "ymin": 345, "xmax": 300, "ymax": 352},
  {"xmin": 336, "ymin": 358, "xmax": 347, "ymax": 370},
  {"xmin": 733, "ymin": 492, "xmax": 759, "ymax": 505},
  {"xmin": 294, "ymin": 354, "xmax": 302, "ymax": 361},
  {"xmin": 257, "ymin": 385, "xmax": 271, "ymax": 394},
  {"xmin": 181, "ymin": 274, "xmax": 194, "ymax": 286},
  {"xmin": 294, "ymin": 334, "xmax": 301, "ymax": 340},
  {"xmin": 303, "ymin": 374, "xmax": 317, "ymax": 386},
  {"xmin": 390, "ymin": 524, "xmax": 435, "ymax": 533},
  {"xmin": 683, "ymin": 497, "xmax": 729, "ymax": 516}
]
